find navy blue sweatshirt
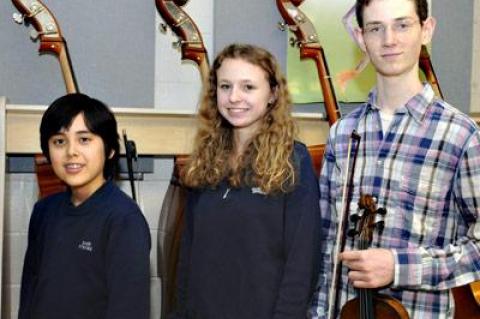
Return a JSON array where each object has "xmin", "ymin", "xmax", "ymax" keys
[
  {"xmin": 173, "ymin": 142, "xmax": 322, "ymax": 319},
  {"xmin": 19, "ymin": 180, "xmax": 151, "ymax": 319}
]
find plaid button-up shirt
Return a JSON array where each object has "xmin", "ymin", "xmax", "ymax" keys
[{"xmin": 310, "ymin": 84, "xmax": 480, "ymax": 319}]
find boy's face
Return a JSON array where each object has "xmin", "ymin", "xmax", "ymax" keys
[
  {"xmin": 48, "ymin": 113, "xmax": 109, "ymax": 202},
  {"xmin": 355, "ymin": 0, "xmax": 435, "ymax": 79}
]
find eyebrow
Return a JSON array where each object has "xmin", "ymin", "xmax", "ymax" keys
[
  {"xmin": 55, "ymin": 129, "xmax": 92, "ymax": 135},
  {"xmin": 364, "ymin": 16, "xmax": 415, "ymax": 26}
]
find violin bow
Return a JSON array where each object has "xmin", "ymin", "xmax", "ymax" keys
[
  {"xmin": 276, "ymin": 0, "xmax": 341, "ymax": 126},
  {"xmin": 12, "ymin": 0, "xmax": 79, "ymax": 93},
  {"xmin": 155, "ymin": 0, "xmax": 210, "ymax": 84}
]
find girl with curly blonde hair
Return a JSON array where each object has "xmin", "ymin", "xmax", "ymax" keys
[{"xmin": 173, "ymin": 43, "xmax": 321, "ymax": 319}]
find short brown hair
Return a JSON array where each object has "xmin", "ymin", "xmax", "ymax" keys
[{"xmin": 355, "ymin": 0, "xmax": 429, "ymax": 27}]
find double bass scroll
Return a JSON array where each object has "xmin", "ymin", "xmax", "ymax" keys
[
  {"xmin": 276, "ymin": 0, "xmax": 341, "ymax": 126},
  {"xmin": 155, "ymin": 0, "xmax": 210, "ymax": 83},
  {"xmin": 12, "ymin": 0, "xmax": 79, "ymax": 93}
]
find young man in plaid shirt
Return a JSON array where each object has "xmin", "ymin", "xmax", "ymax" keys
[{"xmin": 310, "ymin": 0, "xmax": 480, "ymax": 318}]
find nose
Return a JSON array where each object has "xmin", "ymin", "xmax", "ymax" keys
[
  {"xmin": 382, "ymin": 26, "xmax": 396, "ymax": 47},
  {"xmin": 67, "ymin": 141, "xmax": 78, "ymax": 157},
  {"xmin": 228, "ymin": 86, "xmax": 242, "ymax": 103}
]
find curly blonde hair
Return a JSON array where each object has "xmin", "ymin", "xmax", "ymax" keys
[{"xmin": 181, "ymin": 43, "xmax": 298, "ymax": 194}]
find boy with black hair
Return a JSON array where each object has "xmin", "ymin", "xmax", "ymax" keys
[
  {"xmin": 19, "ymin": 93, "xmax": 151, "ymax": 319},
  {"xmin": 311, "ymin": 0, "xmax": 480, "ymax": 318}
]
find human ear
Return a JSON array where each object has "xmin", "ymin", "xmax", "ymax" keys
[
  {"xmin": 421, "ymin": 17, "xmax": 436, "ymax": 45},
  {"xmin": 268, "ymin": 86, "xmax": 279, "ymax": 106},
  {"xmin": 354, "ymin": 27, "xmax": 367, "ymax": 52}
]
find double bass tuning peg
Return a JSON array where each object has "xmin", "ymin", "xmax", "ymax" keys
[
  {"xmin": 289, "ymin": 37, "xmax": 301, "ymax": 48},
  {"xmin": 277, "ymin": 21, "xmax": 287, "ymax": 31},
  {"xmin": 159, "ymin": 23, "xmax": 168, "ymax": 33},
  {"xmin": 12, "ymin": 12, "xmax": 24, "ymax": 24},
  {"xmin": 172, "ymin": 39, "xmax": 185, "ymax": 48}
]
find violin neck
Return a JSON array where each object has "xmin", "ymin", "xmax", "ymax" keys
[
  {"xmin": 359, "ymin": 288, "xmax": 374, "ymax": 319},
  {"xmin": 359, "ymin": 239, "xmax": 374, "ymax": 319}
]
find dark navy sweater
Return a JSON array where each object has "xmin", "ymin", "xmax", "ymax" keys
[
  {"xmin": 173, "ymin": 142, "xmax": 321, "ymax": 319},
  {"xmin": 18, "ymin": 180, "xmax": 151, "ymax": 319}
]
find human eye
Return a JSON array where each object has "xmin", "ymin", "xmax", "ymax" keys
[
  {"xmin": 78, "ymin": 135, "xmax": 92, "ymax": 144},
  {"xmin": 244, "ymin": 84, "xmax": 256, "ymax": 91},
  {"xmin": 218, "ymin": 83, "xmax": 231, "ymax": 90},
  {"xmin": 365, "ymin": 24, "xmax": 381, "ymax": 34},
  {"xmin": 396, "ymin": 21, "xmax": 410, "ymax": 31},
  {"xmin": 50, "ymin": 136, "xmax": 65, "ymax": 147},
  {"xmin": 395, "ymin": 19, "xmax": 416, "ymax": 32}
]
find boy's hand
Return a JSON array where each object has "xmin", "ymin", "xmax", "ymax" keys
[{"xmin": 340, "ymin": 248, "xmax": 394, "ymax": 288}]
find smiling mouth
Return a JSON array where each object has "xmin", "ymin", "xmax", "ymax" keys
[
  {"xmin": 64, "ymin": 163, "xmax": 84, "ymax": 172},
  {"xmin": 382, "ymin": 52, "xmax": 402, "ymax": 58},
  {"xmin": 227, "ymin": 107, "xmax": 249, "ymax": 113}
]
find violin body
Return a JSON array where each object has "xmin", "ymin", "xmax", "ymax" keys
[{"xmin": 340, "ymin": 294, "xmax": 409, "ymax": 319}]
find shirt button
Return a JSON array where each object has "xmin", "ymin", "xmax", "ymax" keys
[{"xmin": 377, "ymin": 160, "xmax": 383, "ymax": 166}]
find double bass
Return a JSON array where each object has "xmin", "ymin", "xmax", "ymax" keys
[
  {"xmin": 12, "ymin": 0, "xmax": 78, "ymax": 197},
  {"xmin": 276, "ymin": 0, "xmax": 341, "ymax": 176},
  {"xmin": 155, "ymin": 1, "xmax": 209, "ymax": 317}
]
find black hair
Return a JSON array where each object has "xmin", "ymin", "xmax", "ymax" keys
[
  {"xmin": 355, "ymin": 0, "xmax": 429, "ymax": 27},
  {"xmin": 40, "ymin": 93, "xmax": 120, "ymax": 178}
]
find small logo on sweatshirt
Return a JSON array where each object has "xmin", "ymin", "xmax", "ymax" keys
[
  {"xmin": 78, "ymin": 240, "xmax": 93, "ymax": 252},
  {"xmin": 251, "ymin": 187, "xmax": 266, "ymax": 195}
]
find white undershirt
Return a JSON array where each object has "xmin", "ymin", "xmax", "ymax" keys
[{"xmin": 379, "ymin": 109, "xmax": 394, "ymax": 133}]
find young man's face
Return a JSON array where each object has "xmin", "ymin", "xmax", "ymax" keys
[
  {"xmin": 355, "ymin": 0, "xmax": 435, "ymax": 79},
  {"xmin": 48, "ymin": 113, "xmax": 110, "ymax": 202}
]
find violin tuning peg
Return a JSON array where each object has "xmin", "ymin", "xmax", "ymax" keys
[
  {"xmin": 376, "ymin": 208, "xmax": 387, "ymax": 216},
  {"xmin": 347, "ymin": 229, "xmax": 358, "ymax": 238},
  {"xmin": 12, "ymin": 12, "xmax": 24, "ymax": 24},
  {"xmin": 376, "ymin": 221, "xmax": 385, "ymax": 231},
  {"xmin": 349, "ymin": 214, "xmax": 360, "ymax": 223},
  {"xmin": 277, "ymin": 21, "xmax": 287, "ymax": 31},
  {"xmin": 159, "ymin": 23, "xmax": 168, "ymax": 33}
]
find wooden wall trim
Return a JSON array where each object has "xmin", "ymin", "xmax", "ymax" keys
[{"xmin": 4, "ymin": 102, "xmax": 328, "ymax": 155}]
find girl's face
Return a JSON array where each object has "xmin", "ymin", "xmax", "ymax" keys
[
  {"xmin": 216, "ymin": 58, "xmax": 275, "ymax": 140},
  {"xmin": 48, "ymin": 113, "xmax": 110, "ymax": 205}
]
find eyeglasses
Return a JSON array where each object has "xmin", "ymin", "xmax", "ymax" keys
[{"xmin": 363, "ymin": 19, "xmax": 420, "ymax": 37}]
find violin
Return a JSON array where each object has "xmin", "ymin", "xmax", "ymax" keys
[
  {"xmin": 11, "ymin": 0, "xmax": 78, "ymax": 197},
  {"xmin": 340, "ymin": 194, "xmax": 409, "ymax": 319}
]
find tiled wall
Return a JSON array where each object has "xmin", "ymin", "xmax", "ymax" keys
[{"xmin": 2, "ymin": 1, "xmax": 214, "ymax": 318}]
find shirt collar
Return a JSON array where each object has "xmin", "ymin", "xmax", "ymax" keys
[{"xmin": 364, "ymin": 83, "xmax": 435, "ymax": 124}]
